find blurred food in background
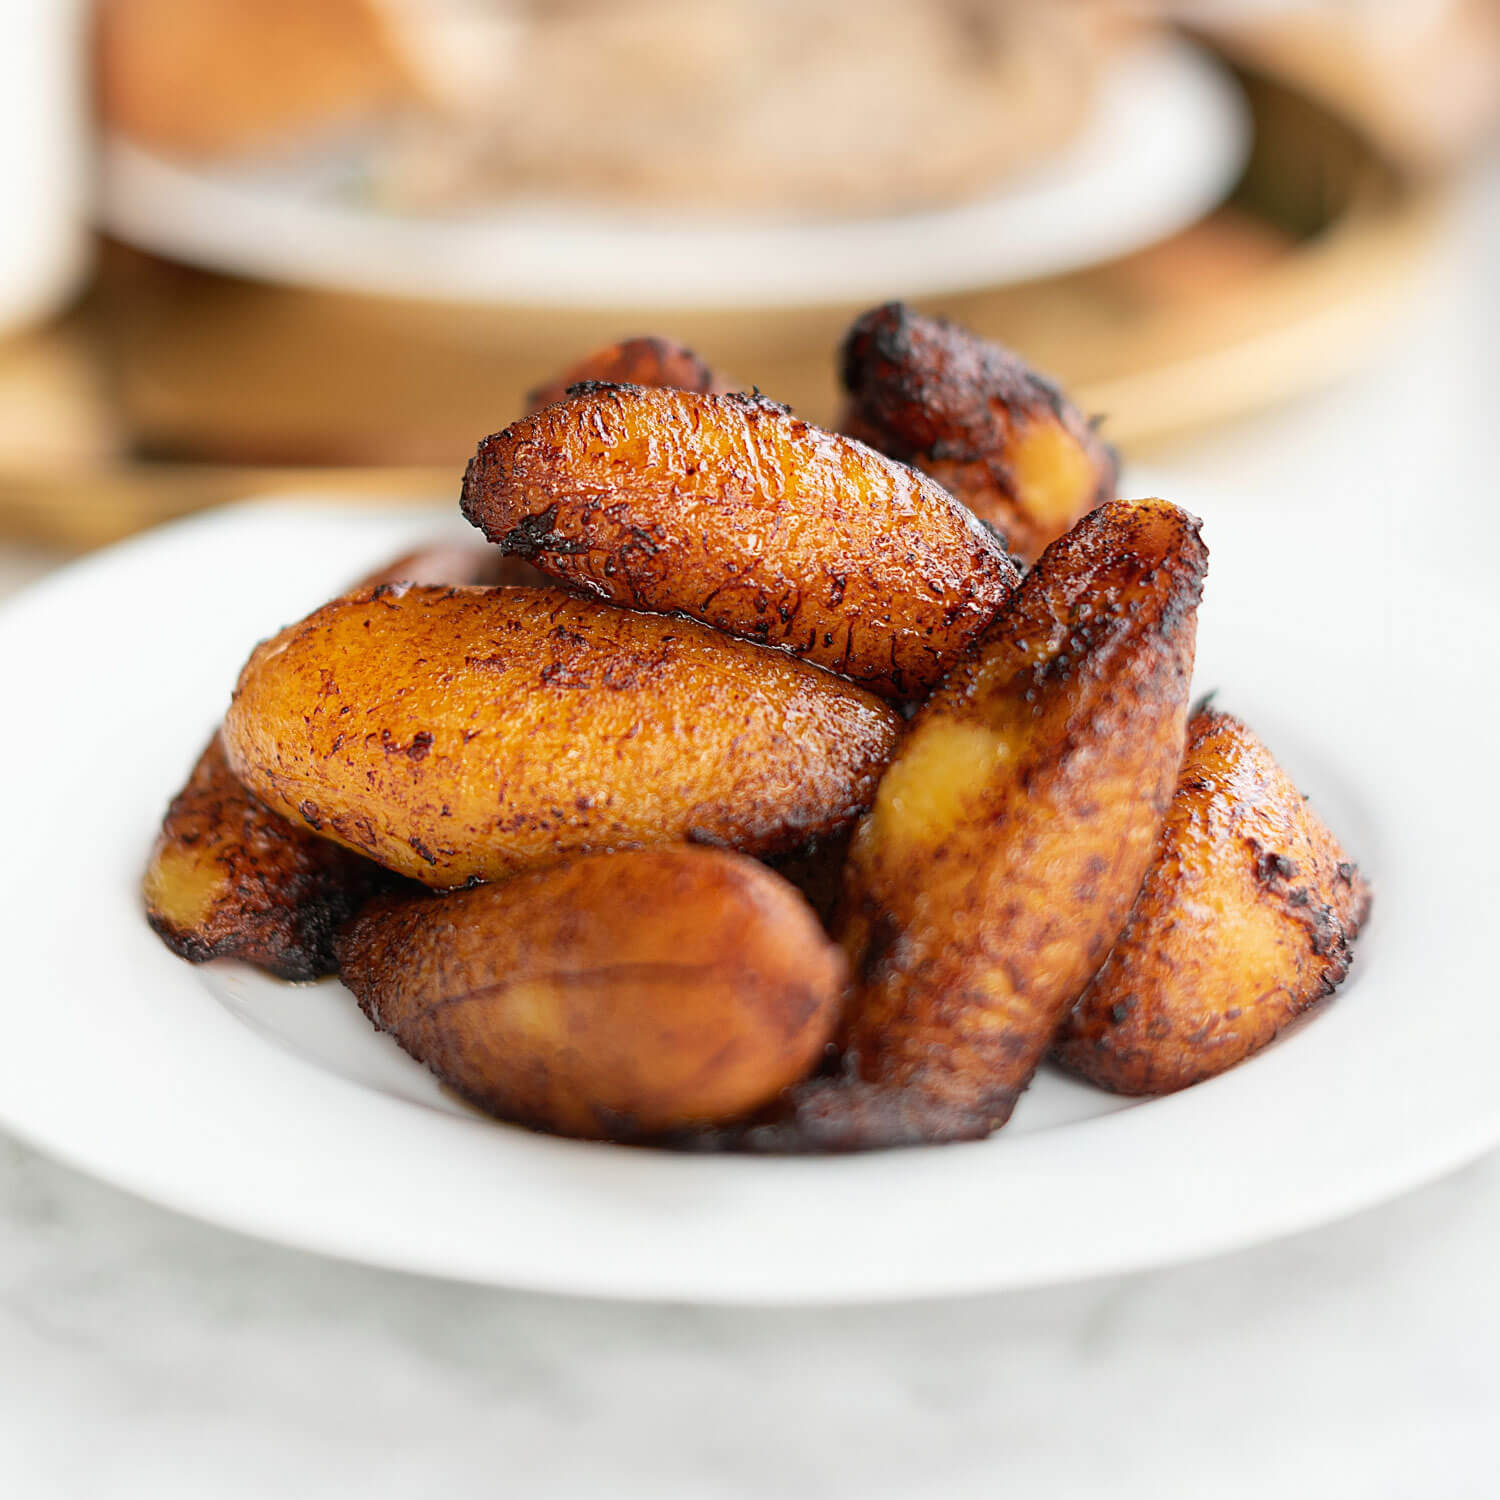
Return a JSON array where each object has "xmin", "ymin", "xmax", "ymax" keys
[
  {"xmin": 1, "ymin": 1, "xmax": 1497, "ymax": 547},
  {"xmin": 99, "ymin": 0, "xmax": 1105, "ymax": 218},
  {"xmin": 84, "ymin": 4, "xmax": 1252, "ymax": 484},
  {"xmin": 376, "ymin": 1, "xmax": 1098, "ymax": 220},
  {"xmin": 97, "ymin": 0, "xmax": 408, "ymax": 160}
]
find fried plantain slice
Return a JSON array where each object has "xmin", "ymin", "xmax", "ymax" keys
[
  {"xmin": 1053, "ymin": 707, "xmax": 1372, "ymax": 1095},
  {"xmin": 460, "ymin": 383, "xmax": 1020, "ymax": 700},
  {"xmin": 144, "ymin": 733, "xmax": 390, "ymax": 980},
  {"xmin": 337, "ymin": 848, "xmax": 846, "ymax": 1141},
  {"xmin": 223, "ymin": 583, "xmax": 902, "ymax": 888},
  {"xmin": 143, "ymin": 540, "xmax": 537, "ymax": 978},
  {"xmin": 525, "ymin": 335, "xmax": 731, "ymax": 414},
  {"xmin": 768, "ymin": 499, "xmax": 1207, "ymax": 1150},
  {"xmin": 838, "ymin": 301, "xmax": 1118, "ymax": 564}
]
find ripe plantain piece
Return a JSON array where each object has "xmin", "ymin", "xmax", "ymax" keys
[
  {"xmin": 460, "ymin": 384, "xmax": 1021, "ymax": 700},
  {"xmin": 822, "ymin": 499, "xmax": 1207, "ymax": 1149},
  {"xmin": 1053, "ymin": 707, "xmax": 1372, "ymax": 1096},
  {"xmin": 337, "ymin": 848, "xmax": 847, "ymax": 1141},
  {"xmin": 142, "ymin": 540, "xmax": 545, "ymax": 978},
  {"xmin": 838, "ymin": 302, "xmax": 1118, "ymax": 564},
  {"xmin": 143, "ymin": 733, "xmax": 390, "ymax": 980},
  {"xmin": 525, "ymin": 335, "xmax": 732, "ymax": 414},
  {"xmin": 223, "ymin": 583, "xmax": 902, "ymax": 888}
]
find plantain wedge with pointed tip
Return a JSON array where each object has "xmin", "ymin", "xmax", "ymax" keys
[
  {"xmin": 1052, "ymin": 706, "xmax": 1371, "ymax": 1095},
  {"xmin": 771, "ymin": 499, "xmax": 1208, "ymax": 1150},
  {"xmin": 460, "ymin": 383, "xmax": 1020, "ymax": 700},
  {"xmin": 143, "ymin": 732, "xmax": 390, "ymax": 980},
  {"xmin": 838, "ymin": 301, "xmax": 1117, "ymax": 564}
]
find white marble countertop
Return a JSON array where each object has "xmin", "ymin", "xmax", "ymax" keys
[{"xmin": 2, "ymin": 158, "xmax": 1497, "ymax": 1500}]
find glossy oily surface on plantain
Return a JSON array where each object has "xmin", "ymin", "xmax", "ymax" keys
[
  {"xmin": 337, "ymin": 849, "xmax": 847, "ymax": 1141},
  {"xmin": 461, "ymin": 383, "xmax": 1020, "ymax": 699},
  {"xmin": 1054, "ymin": 708, "xmax": 1372, "ymax": 1095},
  {"xmin": 833, "ymin": 499, "xmax": 1207, "ymax": 1146},
  {"xmin": 839, "ymin": 301, "xmax": 1117, "ymax": 564},
  {"xmin": 222, "ymin": 583, "xmax": 901, "ymax": 887},
  {"xmin": 143, "ymin": 734, "xmax": 390, "ymax": 980},
  {"xmin": 525, "ymin": 335, "xmax": 731, "ymax": 414}
]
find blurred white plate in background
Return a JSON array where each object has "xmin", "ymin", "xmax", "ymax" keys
[
  {"xmin": 0, "ymin": 488, "xmax": 1494, "ymax": 1303},
  {"xmin": 100, "ymin": 39, "xmax": 1249, "ymax": 308}
]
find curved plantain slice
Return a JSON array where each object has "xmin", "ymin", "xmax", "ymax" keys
[
  {"xmin": 838, "ymin": 301, "xmax": 1118, "ymax": 564},
  {"xmin": 337, "ymin": 848, "xmax": 846, "ymax": 1142},
  {"xmin": 143, "ymin": 733, "xmax": 391, "ymax": 980},
  {"xmin": 223, "ymin": 583, "xmax": 902, "ymax": 888},
  {"xmin": 525, "ymin": 335, "xmax": 731, "ymax": 414},
  {"xmin": 811, "ymin": 499, "xmax": 1207, "ymax": 1149},
  {"xmin": 460, "ymin": 383, "xmax": 1020, "ymax": 700},
  {"xmin": 1053, "ymin": 707, "xmax": 1372, "ymax": 1095}
]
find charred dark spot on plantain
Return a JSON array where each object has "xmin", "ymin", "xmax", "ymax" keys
[
  {"xmin": 564, "ymin": 378, "xmax": 629, "ymax": 399},
  {"xmin": 1250, "ymin": 842, "xmax": 1298, "ymax": 886},
  {"xmin": 497, "ymin": 504, "xmax": 590, "ymax": 560}
]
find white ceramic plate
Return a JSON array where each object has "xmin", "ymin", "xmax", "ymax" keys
[
  {"xmin": 99, "ymin": 39, "xmax": 1248, "ymax": 308},
  {"xmin": 0, "ymin": 492, "xmax": 1494, "ymax": 1304}
]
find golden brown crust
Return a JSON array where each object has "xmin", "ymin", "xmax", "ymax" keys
[
  {"xmin": 758, "ymin": 499, "xmax": 1207, "ymax": 1150},
  {"xmin": 223, "ymin": 582, "xmax": 902, "ymax": 888},
  {"xmin": 460, "ymin": 384, "xmax": 1021, "ymax": 700},
  {"xmin": 838, "ymin": 302, "xmax": 1118, "ymax": 564},
  {"xmin": 143, "ymin": 734, "xmax": 389, "ymax": 981},
  {"xmin": 336, "ymin": 848, "xmax": 847, "ymax": 1140},
  {"xmin": 525, "ymin": 336, "xmax": 732, "ymax": 415},
  {"xmin": 1053, "ymin": 707, "xmax": 1372, "ymax": 1095}
]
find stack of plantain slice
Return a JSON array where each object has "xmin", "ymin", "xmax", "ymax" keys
[{"xmin": 144, "ymin": 307, "xmax": 1369, "ymax": 1150}]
